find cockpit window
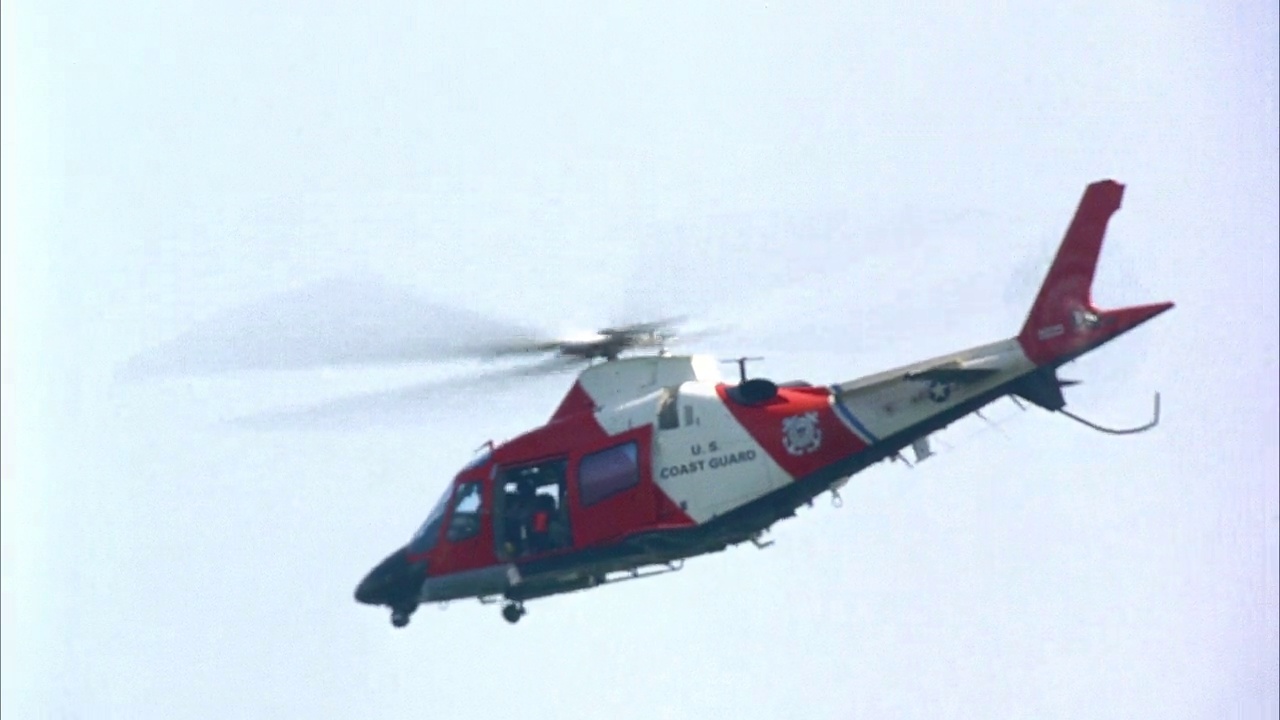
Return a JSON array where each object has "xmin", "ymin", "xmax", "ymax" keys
[
  {"xmin": 462, "ymin": 443, "xmax": 493, "ymax": 471},
  {"xmin": 409, "ymin": 486, "xmax": 452, "ymax": 553},
  {"xmin": 445, "ymin": 482, "xmax": 483, "ymax": 542}
]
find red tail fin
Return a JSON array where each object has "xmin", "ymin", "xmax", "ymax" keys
[{"xmin": 1017, "ymin": 180, "xmax": 1173, "ymax": 366}]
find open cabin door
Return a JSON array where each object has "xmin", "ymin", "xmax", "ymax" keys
[{"xmin": 492, "ymin": 457, "xmax": 572, "ymax": 562}]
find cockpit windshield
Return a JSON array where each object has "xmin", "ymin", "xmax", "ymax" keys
[
  {"xmin": 407, "ymin": 449, "xmax": 492, "ymax": 554},
  {"xmin": 462, "ymin": 442, "xmax": 493, "ymax": 471},
  {"xmin": 408, "ymin": 486, "xmax": 452, "ymax": 553}
]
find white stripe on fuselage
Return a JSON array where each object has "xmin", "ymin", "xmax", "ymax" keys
[
  {"xmin": 650, "ymin": 383, "xmax": 789, "ymax": 524},
  {"xmin": 583, "ymin": 355, "xmax": 787, "ymax": 525}
]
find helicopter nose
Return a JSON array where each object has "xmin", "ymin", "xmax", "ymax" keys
[
  {"xmin": 353, "ymin": 569, "xmax": 385, "ymax": 605},
  {"xmin": 354, "ymin": 547, "xmax": 425, "ymax": 606}
]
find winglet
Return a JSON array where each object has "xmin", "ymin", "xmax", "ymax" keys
[{"xmin": 1017, "ymin": 180, "xmax": 1174, "ymax": 366}]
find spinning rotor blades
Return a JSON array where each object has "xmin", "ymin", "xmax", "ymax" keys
[
  {"xmin": 234, "ymin": 356, "xmax": 584, "ymax": 429},
  {"xmin": 118, "ymin": 277, "xmax": 548, "ymax": 379},
  {"xmin": 119, "ymin": 276, "xmax": 722, "ymax": 427},
  {"xmin": 119, "ymin": 276, "xmax": 718, "ymax": 381}
]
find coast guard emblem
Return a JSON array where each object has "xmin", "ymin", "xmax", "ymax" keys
[{"xmin": 781, "ymin": 411, "xmax": 822, "ymax": 455}]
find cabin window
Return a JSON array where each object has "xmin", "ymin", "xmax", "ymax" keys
[
  {"xmin": 578, "ymin": 441, "xmax": 640, "ymax": 507},
  {"xmin": 445, "ymin": 481, "xmax": 483, "ymax": 542},
  {"xmin": 658, "ymin": 387, "xmax": 679, "ymax": 429}
]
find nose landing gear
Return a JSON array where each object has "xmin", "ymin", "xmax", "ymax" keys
[
  {"xmin": 389, "ymin": 600, "xmax": 527, "ymax": 625},
  {"xmin": 501, "ymin": 601, "xmax": 526, "ymax": 624},
  {"xmin": 390, "ymin": 604, "xmax": 417, "ymax": 628}
]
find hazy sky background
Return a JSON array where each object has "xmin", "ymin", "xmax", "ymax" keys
[{"xmin": 3, "ymin": 2, "xmax": 1278, "ymax": 718}]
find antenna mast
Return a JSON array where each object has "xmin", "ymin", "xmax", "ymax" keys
[{"xmin": 720, "ymin": 356, "xmax": 764, "ymax": 383}]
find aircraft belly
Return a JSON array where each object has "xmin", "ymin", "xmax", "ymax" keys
[{"xmin": 419, "ymin": 564, "xmax": 509, "ymax": 602}]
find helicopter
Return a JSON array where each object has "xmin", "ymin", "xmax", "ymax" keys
[
  {"xmin": 119, "ymin": 179, "xmax": 1172, "ymax": 627},
  {"xmin": 341, "ymin": 178, "xmax": 1173, "ymax": 627}
]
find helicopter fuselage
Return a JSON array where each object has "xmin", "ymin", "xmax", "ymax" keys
[{"xmin": 354, "ymin": 179, "xmax": 1174, "ymax": 626}]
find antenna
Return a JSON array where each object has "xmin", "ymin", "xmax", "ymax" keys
[
  {"xmin": 719, "ymin": 356, "xmax": 764, "ymax": 383},
  {"xmin": 1058, "ymin": 393, "xmax": 1161, "ymax": 435}
]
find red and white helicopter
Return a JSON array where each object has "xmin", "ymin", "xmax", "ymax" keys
[
  {"xmin": 123, "ymin": 179, "xmax": 1172, "ymax": 627},
  {"xmin": 344, "ymin": 178, "xmax": 1173, "ymax": 626}
]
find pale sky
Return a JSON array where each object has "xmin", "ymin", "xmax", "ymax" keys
[{"xmin": 3, "ymin": 2, "xmax": 1278, "ymax": 719}]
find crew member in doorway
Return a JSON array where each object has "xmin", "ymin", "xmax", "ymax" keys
[
  {"xmin": 527, "ymin": 494, "xmax": 556, "ymax": 554},
  {"xmin": 503, "ymin": 479, "xmax": 537, "ymax": 557}
]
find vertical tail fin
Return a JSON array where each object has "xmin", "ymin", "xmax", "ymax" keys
[{"xmin": 1017, "ymin": 180, "xmax": 1174, "ymax": 367}]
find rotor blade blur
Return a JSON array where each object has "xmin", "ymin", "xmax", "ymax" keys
[
  {"xmin": 598, "ymin": 316, "xmax": 689, "ymax": 336},
  {"xmin": 118, "ymin": 276, "xmax": 552, "ymax": 379},
  {"xmin": 665, "ymin": 324, "xmax": 733, "ymax": 347},
  {"xmin": 231, "ymin": 356, "xmax": 584, "ymax": 430}
]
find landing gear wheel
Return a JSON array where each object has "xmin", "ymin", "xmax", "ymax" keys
[
  {"xmin": 501, "ymin": 602, "xmax": 526, "ymax": 624},
  {"xmin": 390, "ymin": 605, "xmax": 415, "ymax": 628}
]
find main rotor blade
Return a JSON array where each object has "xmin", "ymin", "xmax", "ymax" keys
[
  {"xmin": 118, "ymin": 276, "xmax": 554, "ymax": 379},
  {"xmin": 664, "ymin": 323, "xmax": 733, "ymax": 346},
  {"xmin": 231, "ymin": 356, "xmax": 584, "ymax": 430},
  {"xmin": 598, "ymin": 316, "xmax": 689, "ymax": 336}
]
